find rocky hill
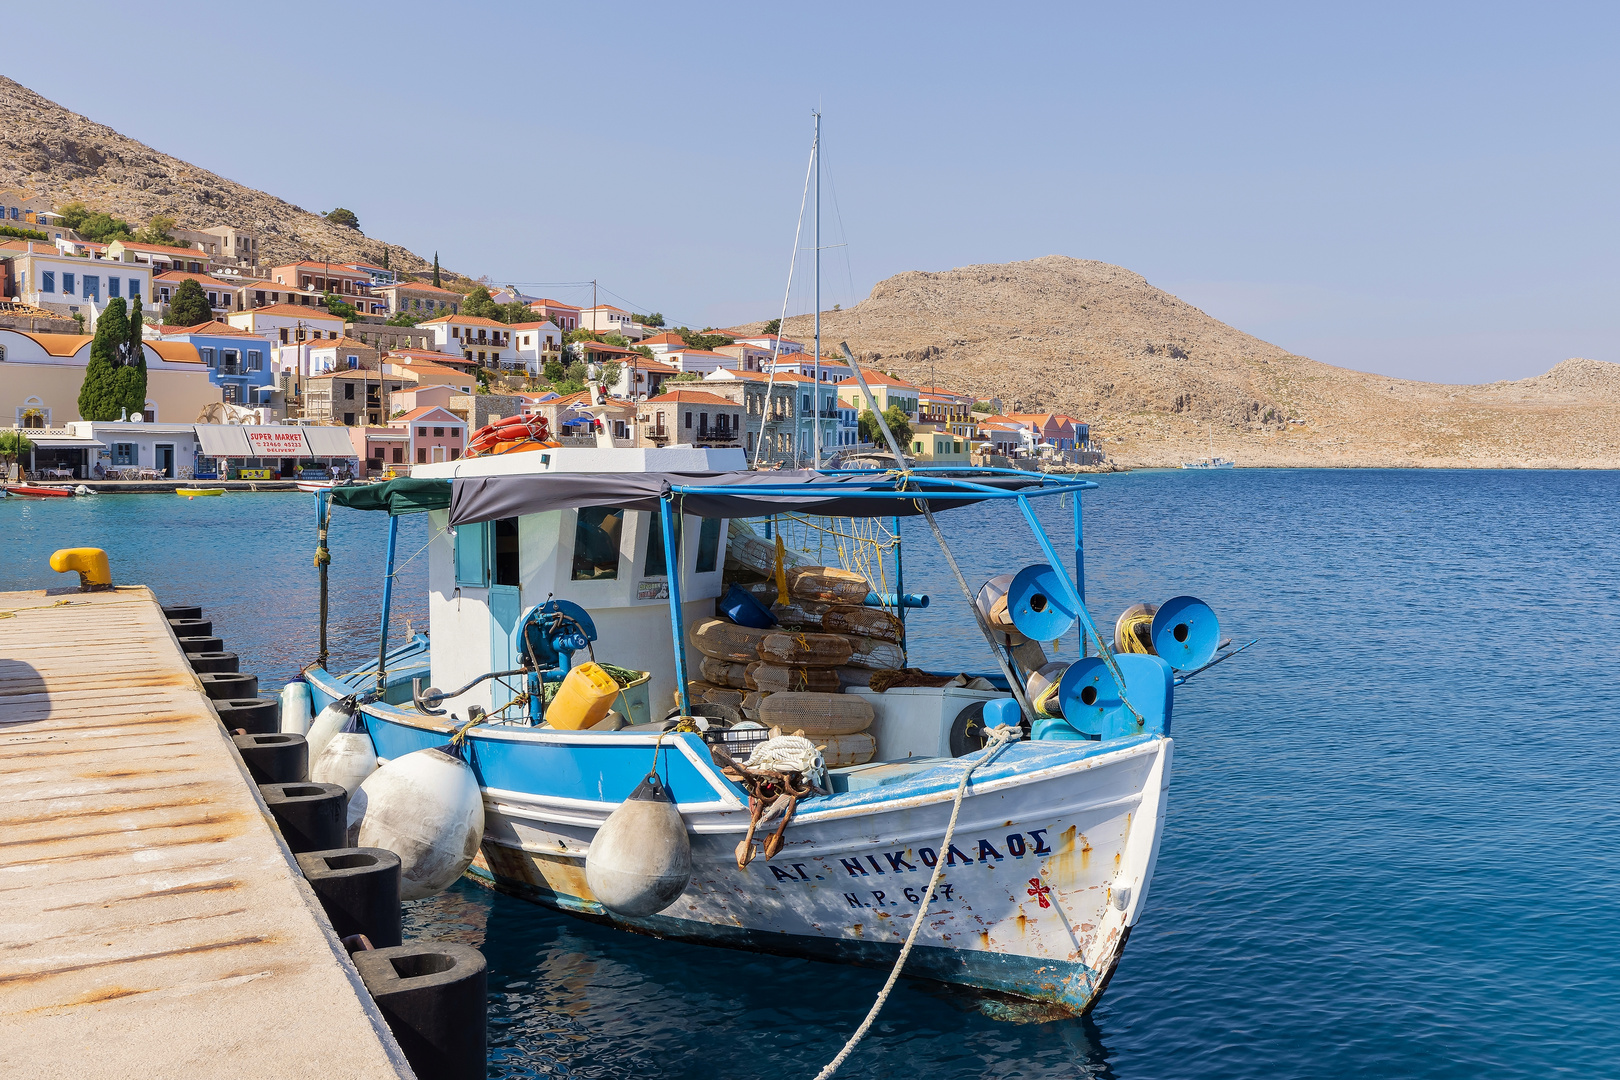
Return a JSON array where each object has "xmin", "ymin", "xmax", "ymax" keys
[
  {"xmin": 746, "ymin": 256, "xmax": 1620, "ymax": 469},
  {"xmin": 0, "ymin": 76, "xmax": 435, "ymax": 276}
]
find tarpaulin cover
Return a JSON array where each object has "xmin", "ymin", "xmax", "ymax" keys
[
  {"xmin": 449, "ymin": 470, "xmax": 1037, "ymax": 526},
  {"xmin": 330, "ymin": 477, "xmax": 452, "ymax": 516},
  {"xmin": 194, "ymin": 425, "xmax": 254, "ymax": 457}
]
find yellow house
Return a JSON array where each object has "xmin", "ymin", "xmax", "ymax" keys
[
  {"xmin": 1, "ymin": 329, "xmax": 218, "ymax": 428},
  {"xmin": 909, "ymin": 428, "xmax": 972, "ymax": 465},
  {"xmin": 836, "ymin": 372, "xmax": 920, "ymax": 419}
]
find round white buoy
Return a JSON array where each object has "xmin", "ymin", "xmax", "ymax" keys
[
  {"xmin": 310, "ymin": 712, "xmax": 377, "ymax": 796},
  {"xmin": 351, "ymin": 744, "xmax": 485, "ymax": 900},
  {"xmin": 585, "ymin": 772, "xmax": 692, "ymax": 917},
  {"xmin": 280, "ymin": 681, "xmax": 314, "ymax": 735},
  {"xmin": 305, "ymin": 696, "xmax": 355, "ymax": 764}
]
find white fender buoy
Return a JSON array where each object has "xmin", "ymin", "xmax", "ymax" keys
[
  {"xmin": 585, "ymin": 772, "xmax": 692, "ymax": 917},
  {"xmin": 351, "ymin": 744, "xmax": 485, "ymax": 900},
  {"xmin": 305, "ymin": 696, "xmax": 355, "ymax": 764},
  {"xmin": 280, "ymin": 680, "xmax": 314, "ymax": 735},
  {"xmin": 310, "ymin": 711, "xmax": 377, "ymax": 796}
]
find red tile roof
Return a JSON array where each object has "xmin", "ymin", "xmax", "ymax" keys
[
  {"xmin": 645, "ymin": 389, "xmax": 740, "ymax": 406},
  {"xmin": 236, "ymin": 303, "xmax": 344, "ymax": 320},
  {"xmin": 384, "ymin": 280, "xmax": 460, "ymax": 295},
  {"xmin": 420, "ymin": 314, "xmax": 509, "ymax": 329},
  {"xmin": 529, "ymin": 298, "xmax": 581, "ymax": 311},
  {"xmin": 837, "ymin": 372, "xmax": 916, "ymax": 388}
]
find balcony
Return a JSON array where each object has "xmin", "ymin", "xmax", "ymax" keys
[{"xmin": 695, "ymin": 430, "xmax": 740, "ymax": 445}]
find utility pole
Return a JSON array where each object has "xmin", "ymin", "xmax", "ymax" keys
[
  {"xmin": 592, "ymin": 279, "xmax": 597, "ymax": 332},
  {"xmin": 812, "ymin": 109, "xmax": 821, "ymax": 468}
]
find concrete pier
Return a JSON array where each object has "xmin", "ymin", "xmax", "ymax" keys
[{"xmin": 0, "ymin": 587, "xmax": 412, "ymax": 1078}]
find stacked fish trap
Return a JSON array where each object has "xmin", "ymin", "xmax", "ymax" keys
[{"xmin": 688, "ymin": 559, "xmax": 904, "ymax": 768}]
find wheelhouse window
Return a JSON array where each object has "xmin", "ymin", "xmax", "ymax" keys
[
  {"xmin": 644, "ymin": 505, "xmax": 682, "ymax": 577},
  {"xmin": 695, "ymin": 517, "xmax": 722, "ymax": 573},
  {"xmin": 492, "ymin": 517, "xmax": 521, "ymax": 586},
  {"xmin": 572, "ymin": 507, "xmax": 623, "ymax": 580}
]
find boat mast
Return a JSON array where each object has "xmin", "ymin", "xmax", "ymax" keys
[{"xmin": 812, "ymin": 109, "xmax": 821, "ymax": 468}]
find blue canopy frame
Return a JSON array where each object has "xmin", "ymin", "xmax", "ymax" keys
[{"xmin": 660, "ymin": 467, "xmax": 1105, "ymax": 718}]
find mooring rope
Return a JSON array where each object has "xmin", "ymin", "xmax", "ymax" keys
[{"xmin": 810, "ymin": 723, "xmax": 1020, "ymax": 1080}]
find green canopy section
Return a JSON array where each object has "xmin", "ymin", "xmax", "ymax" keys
[{"xmin": 329, "ymin": 477, "xmax": 452, "ymax": 516}]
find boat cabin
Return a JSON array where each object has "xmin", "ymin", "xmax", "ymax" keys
[{"xmin": 414, "ymin": 445, "xmax": 745, "ymax": 717}]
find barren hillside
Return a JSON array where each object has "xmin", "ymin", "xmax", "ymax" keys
[
  {"xmin": 0, "ymin": 76, "xmax": 435, "ymax": 276},
  {"xmin": 745, "ymin": 256, "xmax": 1620, "ymax": 469}
]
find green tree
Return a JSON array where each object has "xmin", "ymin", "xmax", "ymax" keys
[
  {"xmin": 496, "ymin": 300, "xmax": 531, "ymax": 324},
  {"xmin": 543, "ymin": 358, "xmax": 566, "ymax": 383},
  {"xmin": 79, "ymin": 212, "xmax": 134, "ymax": 242},
  {"xmin": 764, "ymin": 318, "xmax": 781, "ymax": 334},
  {"xmin": 57, "ymin": 201, "xmax": 91, "ymax": 231},
  {"xmin": 633, "ymin": 312, "xmax": 665, "ymax": 328},
  {"xmin": 462, "ymin": 286, "xmax": 499, "ymax": 320},
  {"xmin": 168, "ymin": 278, "xmax": 212, "ymax": 327},
  {"xmin": 0, "ymin": 430, "xmax": 34, "ymax": 477},
  {"xmin": 599, "ymin": 361, "xmax": 622, "ymax": 389},
  {"xmin": 603, "ymin": 333, "xmax": 629, "ymax": 347},
  {"xmin": 432, "ymin": 253, "xmax": 441, "ymax": 288},
  {"xmin": 382, "ymin": 248, "xmax": 390, "ymax": 271},
  {"xmin": 134, "ymin": 215, "xmax": 178, "ymax": 246},
  {"xmin": 858, "ymin": 405, "xmax": 913, "ymax": 448},
  {"xmin": 326, "ymin": 207, "xmax": 360, "ymax": 230},
  {"xmin": 385, "ymin": 310, "xmax": 422, "ymax": 327},
  {"xmin": 675, "ymin": 326, "xmax": 734, "ymax": 351},
  {"xmin": 631, "ymin": 344, "xmax": 654, "ymax": 361},
  {"xmin": 566, "ymin": 328, "xmax": 603, "ymax": 344},
  {"xmin": 78, "ymin": 298, "xmax": 138, "ymax": 420},
  {"xmin": 324, "ymin": 292, "xmax": 358, "ymax": 321}
]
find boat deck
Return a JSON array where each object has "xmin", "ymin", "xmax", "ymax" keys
[{"xmin": 0, "ymin": 587, "xmax": 409, "ymax": 1078}]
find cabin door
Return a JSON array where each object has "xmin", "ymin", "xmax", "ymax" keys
[{"xmin": 487, "ymin": 517, "xmax": 524, "ymax": 715}]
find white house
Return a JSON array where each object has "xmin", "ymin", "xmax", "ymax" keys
[
  {"xmin": 579, "ymin": 305, "xmax": 645, "ymax": 341},
  {"xmin": 662, "ymin": 348, "xmax": 738, "ymax": 377},
  {"xmin": 507, "ymin": 320, "xmax": 564, "ymax": 375},
  {"xmin": 733, "ymin": 333, "xmax": 805, "ymax": 355},
  {"xmin": 420, "ymin": 314, "xmax": 512, "ymax": 368},
  {"xmin": 5, "ymin": 241, "xmax": 153, "ymax": 321},
  {"xmin": 228, "ymin": 303, "xmax": 345, "ymax": 346}
]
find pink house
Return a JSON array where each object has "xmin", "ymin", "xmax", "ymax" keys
[{"xmin": 396, "ymin": 405, "xmax": 466, "ymax": 464}]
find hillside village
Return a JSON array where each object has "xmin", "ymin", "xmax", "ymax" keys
[{"xmin": 0, "ymin": 199, "xmax": 1099, "ymax": 482}]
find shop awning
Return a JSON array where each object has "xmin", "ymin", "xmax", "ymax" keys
[
  {"xmin": 302, "ymin": 426, "xmax": 358, "ymax": 458},
  {"xmin": 24, "ymin": 436, "xmax": 105, "ymax": 449},
  {"xmin": 195, "ymin": 426, "xmax": 254, "ymax": 456},
  {"xmin": 330, "ymin": 477, "xmax": 451, "ymax": 516}
]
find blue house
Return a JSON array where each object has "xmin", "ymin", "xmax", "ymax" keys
[{"xmin": 157, "ymin": 320, "xmax": 277, "ymax": 408}]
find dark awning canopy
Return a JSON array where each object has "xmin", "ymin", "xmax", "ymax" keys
[
  {"xmin": 447, "ymin": 470, "xmax": 1060, "ymax": 526},
  {"xmin": 330, "ymin": 476, "xmax": 452, "ymax": 516}
]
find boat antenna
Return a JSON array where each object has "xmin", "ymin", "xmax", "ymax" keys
[{"xmin": 813, "ymin": 108, "xmax": 821, "ymax": 469}]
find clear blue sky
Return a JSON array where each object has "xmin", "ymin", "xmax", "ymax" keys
[{"xmin": 7, "ymin": 1, "xmax": 1617, "ymax": 383}]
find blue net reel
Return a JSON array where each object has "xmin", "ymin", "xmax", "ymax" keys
[
  {"xmin": 519, "ymin": 599, "xmax": 597, "ymax": 672},
  {"xmin": 1150, "ymin": 595, "xmax": 1220, "ymax": 671},
  {"xmin": 1006, "ymin": 563, "xmax": 1079, "ymax": 641}
]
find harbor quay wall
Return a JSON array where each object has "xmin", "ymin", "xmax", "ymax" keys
[{"xmin": 0, "ymin": 586, "xmax": 412, "ymax": 1078}]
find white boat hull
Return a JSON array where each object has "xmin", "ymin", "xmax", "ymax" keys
[{"xmin": 468, "ymin": 735, "xmax": 1171, "ymax": 1012}]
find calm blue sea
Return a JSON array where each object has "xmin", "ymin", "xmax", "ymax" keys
[{"xmin": 4, "ymin": 470, "xmax": 1617, "ymax": 1079}]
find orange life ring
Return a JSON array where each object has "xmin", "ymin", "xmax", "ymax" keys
[{"xmin": 467, "ymin": 414, "xmax": 551, "ymax": 457}]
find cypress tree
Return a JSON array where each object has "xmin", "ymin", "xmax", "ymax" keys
[
  {"xmin": 432, "ymin": 252, "xmax": 441, "ymax": 288},
  {"xmin": 78, "ymin": 298, "xmax": 130, "ymax": 421},
  {"xmin": 115, "ymin": 294, "xmax": 148, "ymax": 420}
]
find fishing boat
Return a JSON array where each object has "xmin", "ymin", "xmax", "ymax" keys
[
  {"xmin": 1181, "ymin": 430, "xmax": 1235, "ymax": 469},
  {"xmin": 3, "ymin": 484, "xmax": 74, "ymax": 498},
  {"xmin": 298, "ymin": 378, "xmax": 1242, "ymax": 1017}
]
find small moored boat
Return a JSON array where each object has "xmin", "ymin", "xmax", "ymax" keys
[
  {"xmin": 175, "ymin": 488, "xmax": 226, "ymax": 497},
  {"xmin": 4, "ymin": 484, "xmax": 74, "ymax": 498}
]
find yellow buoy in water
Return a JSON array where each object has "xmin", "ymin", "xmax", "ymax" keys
[{"xmin": 49, "ymin": 548, "xmax": 111, "ymax": 591}]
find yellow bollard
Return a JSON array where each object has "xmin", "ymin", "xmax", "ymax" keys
[{"xmin": 49, "ymin": 548, "xmax": 112, "ymax": 592}]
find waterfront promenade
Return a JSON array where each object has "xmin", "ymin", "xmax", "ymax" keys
[{"xmin": 0, "ymin": 587, "xmax": 409, "ymax": 1078}]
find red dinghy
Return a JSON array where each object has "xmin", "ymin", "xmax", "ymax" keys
[{"xmin": 4, "ymin": 484, "xmax": 74, "ymax": 498}]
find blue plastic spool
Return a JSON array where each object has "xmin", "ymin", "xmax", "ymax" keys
[
  {"xmin": 1150, "ymin": 595, "xmax": 1220, "ymax": 671},
  {"xmin": 1006, "ymin": 563, "xmax": 1079, "ymax": 641},
  {"xmin": 719, "ymin": 584, "xmax": 777, "ymax": 630},
  {"xmin": 1049, "ymin": 654, "xmax": 1175, "ymax": 741}
]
